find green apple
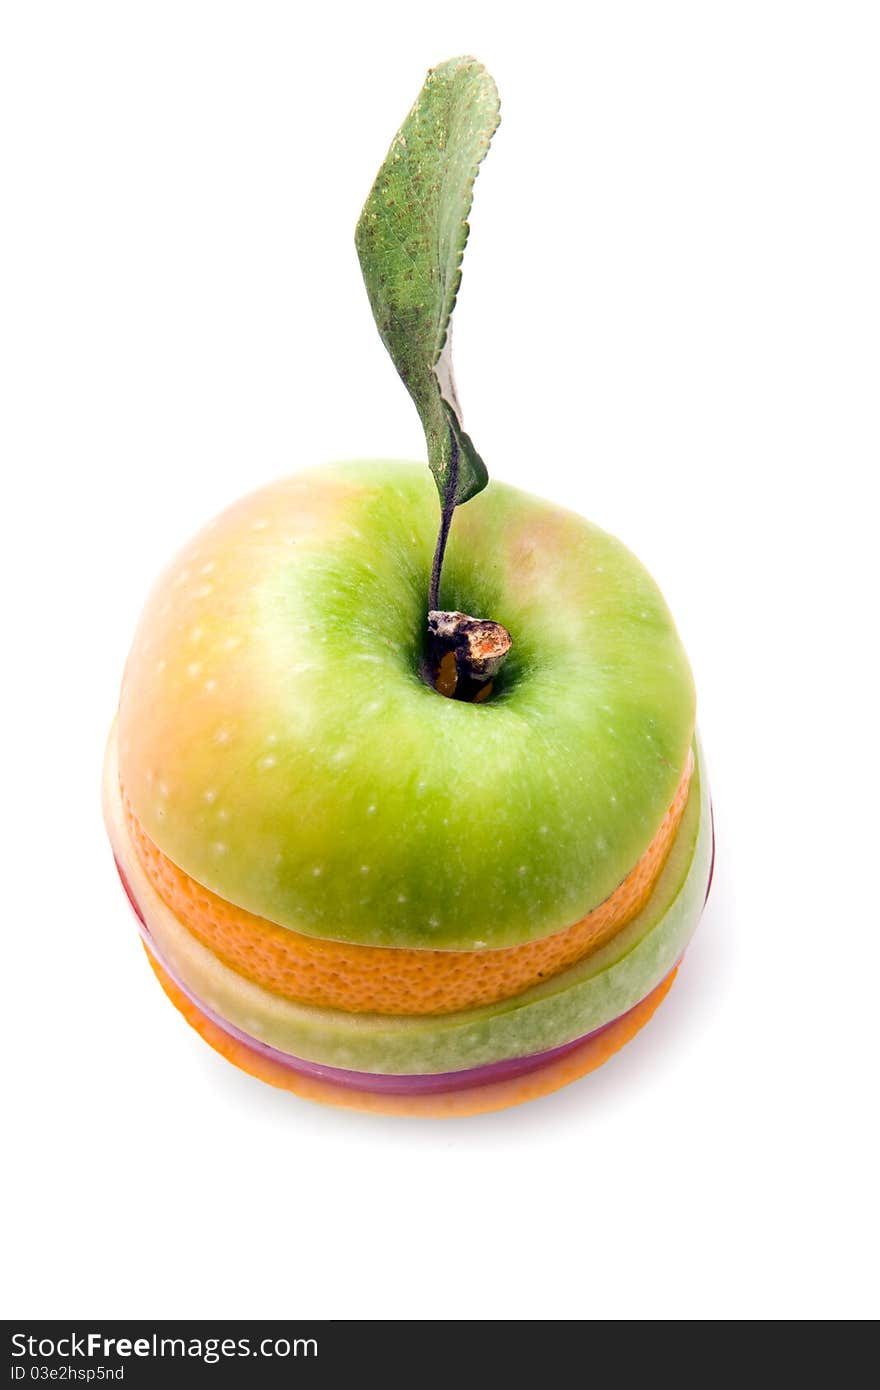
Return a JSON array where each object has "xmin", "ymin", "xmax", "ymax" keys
[
  {"xmin": 104, "ymin": 57, "xmax": 709, "ymax": 1109},
  {"xmin": 116, "ymin": 461, "xmax": 695, "ymax": 952}
]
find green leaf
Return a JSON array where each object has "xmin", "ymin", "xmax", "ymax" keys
[{"xmin": 355, "ymin": 56, "xmax": 500, "ymax": 508}]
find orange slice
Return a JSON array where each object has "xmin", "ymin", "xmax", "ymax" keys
[{"xmin": 125, "ymin": 751, "xmax": 692, "ymax": 1016}]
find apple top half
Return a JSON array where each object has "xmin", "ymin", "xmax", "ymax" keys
[{"xmin": 117, "ymin": 460, "xmax": 695, "ymax": 951}]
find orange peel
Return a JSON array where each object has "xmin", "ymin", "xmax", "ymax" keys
[{"xmin": 124, "ymin": 751, "xmax": 692, "ymax": 1016}]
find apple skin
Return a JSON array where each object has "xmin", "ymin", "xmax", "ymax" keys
[
  {"xmin": 117, "ymin": 461, "xmax": 695, "ymax": 952},
  {"xmin": 104, "ymin": 730, "xmax": 710, "ymax": 1074}
]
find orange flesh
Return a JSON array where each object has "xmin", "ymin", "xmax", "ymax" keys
[
  {"xmin": 124, "ymin": 751, "xmax": 692, "ymax": 1017},
  {"xmin": 146, "ymin": 950, "xmax": 678, "ymax": 1117}
]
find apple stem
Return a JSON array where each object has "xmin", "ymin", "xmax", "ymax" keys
[
  {"xmin": 426, "ymin": 431, "xmax": 511, "ymax": 700},
  {"xmin": 357, "ymin": 59, "xmax": 506, "ymax": 685},
  {"xmin": 428, "ymin": 431, "xmax": 459, "ymax": 612}
]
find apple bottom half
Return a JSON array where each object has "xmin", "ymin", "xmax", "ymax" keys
[{"xmin": 103, "ymin": 736, "xmax": 713, "ymax": 1116}]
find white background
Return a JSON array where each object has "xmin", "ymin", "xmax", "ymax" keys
[{"xmin": 2, "ymin": 1, "xmax": 877, "ymax": 1321}]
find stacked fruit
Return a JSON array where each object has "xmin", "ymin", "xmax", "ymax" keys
[{"xmin": 103, "ymin": 60, "xmax": 712, "ymax": 1116}]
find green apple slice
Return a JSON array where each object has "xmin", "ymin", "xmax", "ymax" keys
[{"xmin": 105, "ymin": 727, "xmax": 711, "ymax": 1075}]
